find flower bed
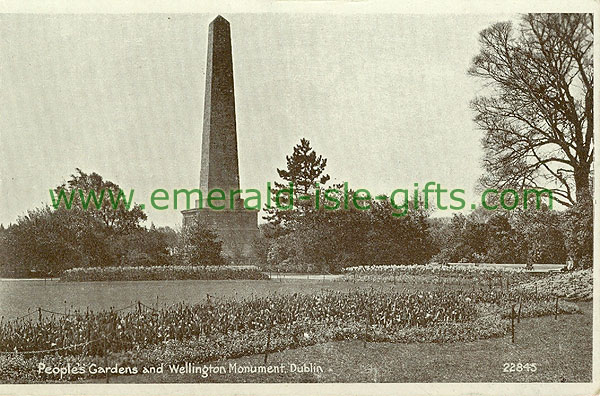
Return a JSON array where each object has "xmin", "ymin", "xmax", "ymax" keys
[
  {"xmin": 0, "ymin": 287, "xmax": 580, "ymax": 383},
  {"xmin": 0, "ymin": 289, "xmax": 477, "ymax": 355},
  {"xmin": 341, "ymin": 264, "xmax": 536, "ymax": 286},
  {"xmin": 516, "ymin": 269, "xmax": 592, "ymax": 301}
]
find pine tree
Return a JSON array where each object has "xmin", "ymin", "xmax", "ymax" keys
[{"xmin": 264, "ymin": 138, "xmax": 330, "ymax": 231}]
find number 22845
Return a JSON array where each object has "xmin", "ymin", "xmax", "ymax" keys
[{"xmin": 503, "ymin": 363, "xmax": 537, "ymax": 373}]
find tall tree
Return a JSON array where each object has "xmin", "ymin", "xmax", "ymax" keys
[
  {"xmin": 264, "ymin": 138, "xmax": 330, "ymax": 230},
  {"xmin": 53, "ymin": 168, "xmax": 147, "ymax": 234},
  {"xmin": 276, "ymin": 138, "xmax": 330, "ymax": 195},
  {"xmin": 469, "ymin": 14, "xmax": 593, "ymax": 206}
]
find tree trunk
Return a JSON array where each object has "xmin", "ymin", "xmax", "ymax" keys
[{"xmin": 574, "ymin": 163, "xmax": 592, "ymax": 204}]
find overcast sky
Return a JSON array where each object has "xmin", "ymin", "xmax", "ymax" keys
[{"xmin": 0, "ymin": 13, "xmax": 513, "ymax": 227}]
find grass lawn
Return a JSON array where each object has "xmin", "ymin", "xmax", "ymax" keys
[
  {"xmin": 2, "ymin": 276, "xmax": 590, "ymax": 383},
  {"xmin": 0, "ymin": 278, "xmax": 474, "ymax": 319},
  {"xmin": 101, "ymin": 301, "xmax": 592, "ymax": 383}
]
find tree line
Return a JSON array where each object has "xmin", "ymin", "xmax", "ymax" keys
[
  {"xmin": 0, "ymin": 137, "xmax": 591, "ymax": 277},
  {"xmin": 259, "ymin": 13, "xmax": 593, "ymax": 272},
  {"xmin": 254, "ymin": 138, "xmax": 591, "ymax": 273},
  {"xmin": 0, "ymin": 169, "xmax": 224, "ymax": 278},
  {"xmin": 0, "ymin": 14, "xmax": 593, "ymax": 277}
]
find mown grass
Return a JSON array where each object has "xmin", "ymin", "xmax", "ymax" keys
[
  {"xmin": 0, "ymin": 278, "xmax": 475, "ymax": 320},
  {"xmin": 1, "ymin": 276, "xmax": 591, "ymax": 383},
  {"xmin": 61, "ymin": 265, "xmax": 268, "ymax": 282},
  {"xmin": 104, "ymin": 302, "xmax": 592, "ymax": 383}
]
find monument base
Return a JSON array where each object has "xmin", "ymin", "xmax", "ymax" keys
[{"xmin": 181, "ymin": 208, "xmax": 260, "ymax": 263}]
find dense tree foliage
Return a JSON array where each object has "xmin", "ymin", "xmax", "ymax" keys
[
  {"xmin": 261, "ymin": 140, "xmax": 433, "ymax": 273},
  {"xmin": 432, "ymin": 208, "xmax": 570, "ymax": 267},
  {"xmin": 52, "ymin": 168, "xmax": 147, "ymax": 233},
  {"xmin": 0, "ymin": 170, "xmax": 222, "ymax": 277},
  {"xmin": 562, "ymin": 198, "xmax": 593, "ymax": 269}
]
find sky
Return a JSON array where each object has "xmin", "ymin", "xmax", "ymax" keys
[{"xmin": 0, "ymin": 13, "xmax": 514, "ymax": 227}]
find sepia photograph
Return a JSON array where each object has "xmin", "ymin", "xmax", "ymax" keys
[{"xmin": 0, "ymin": 2, "xmax": 596, "ymax": 395}]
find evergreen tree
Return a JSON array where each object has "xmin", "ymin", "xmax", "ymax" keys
[{"xmin": 264, "ymin": 138, "xmax": 330, "ymax": 231}]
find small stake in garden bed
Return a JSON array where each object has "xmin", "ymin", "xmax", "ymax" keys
[
  {"xmin": 511, "ymin": 304, "xmax": 515, "ymax": 343},
  {"xmin": 363, "ymin": 311, "xmax": 370, "ymax": 348},
  {"xmin": 555, "ymin": 296, "xmax": 559, "ymax": 320},
  {"xmin": 104, "ymin": 335, "xmax": 109, "ymax": 383},
  {"xmin": 264, "ymin": 324, "xmax": 272, "ymax": 364},
  {"xmin": 86, "ymin": 326, "xmax": 91, "ymax": 355}
]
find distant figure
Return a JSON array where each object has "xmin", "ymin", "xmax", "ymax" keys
[{"xmin": 566, "ymin": 258, "xmax": 574, "ymax": 271}]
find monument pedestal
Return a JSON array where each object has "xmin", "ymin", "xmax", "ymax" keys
[{"xmin": 182, "ymin": 208, "xmax": 259, "ymax": 262}]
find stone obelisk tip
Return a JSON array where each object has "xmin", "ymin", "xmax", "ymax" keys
[{"xmin": 211, "ymin": 15, "xmax": 229, "ymax": 25}]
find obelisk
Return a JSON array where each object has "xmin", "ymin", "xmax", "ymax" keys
[
  {"xmin": 182, "ymin": 15, "xmax": 259, "ymax": 262},
  {"xmin": 199, "ymin": 15, "xmax": 241, "ymax": 207}
]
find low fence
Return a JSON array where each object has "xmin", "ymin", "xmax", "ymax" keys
[{"xmin": 446, "ymin": 263, "xmax": 564, "ymax": 272}]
